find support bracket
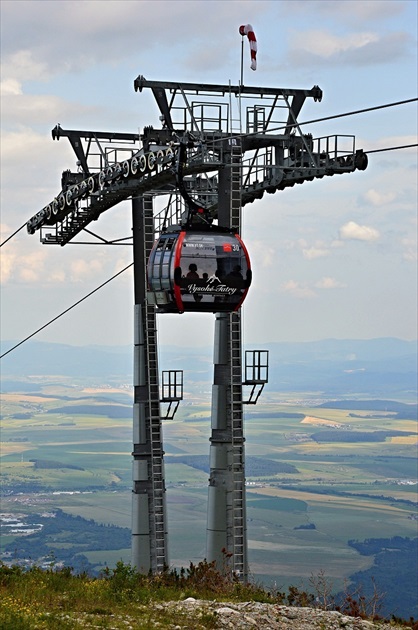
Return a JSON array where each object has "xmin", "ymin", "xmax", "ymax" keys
[
  {"xmin": 160, "ymin": 370, "xmax": 183, "ymax": 420},
  {"xmin": 242, "ymin": 350, "xmax": 269, "ymax": 405}
]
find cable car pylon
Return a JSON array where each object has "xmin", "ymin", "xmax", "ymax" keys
[{"xmin": 25, "ymin": 76, "xmax": 368, "ymax": 579}]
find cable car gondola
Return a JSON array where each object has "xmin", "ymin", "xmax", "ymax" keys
[{"xmin": 147, "ymin": 227, "xmax": 251, "ymax": 313}]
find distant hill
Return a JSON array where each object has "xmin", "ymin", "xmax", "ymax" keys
[
  {"xmin": 0, "ymin": 341, "xmax": 132, "ymax": 380},
  {"xmin": 1, "ymin": 337, "xmax": 416, "ymax": 397},
  {"xmin": 317, "ymin": 399, "xmax": 417, "ymax": 419},
  {"xmin": 261, "ymin": 338, "xmax": 417, "ymax": 397}
]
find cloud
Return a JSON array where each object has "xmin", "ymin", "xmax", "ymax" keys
[
  {"xmin": 0, "ymin": 78, "xmax": 22, "ymax": 95},
  {"xmin": 247, "ymin": 240, "xmax": 276, "ymax": 268},
  {"xmin": 295, "ymin": 30, "xmax": 380, "ymax": 59},
  {"xmin": 287, "ymin": 29, "xmax": 412, "ymax": 67},
  {"xmin": 281, "ymin": 280, "xmax": 316, "ymax": 299},
  {"xmin": 1, "ymin": 49, "xmax": 51, "ymax": 83},
  {"xmin": 315, "ymin": 277, "xmax": 346, "ymax": 289},
  {"xmin": 401, "ymin": 237, "xmax": 418, "ymax": 262},
  {"xmin": 283, "ymin": 239, "xmax": 331, "ymax": 259},
  {"xmin": 286, "ymin": 1, "xmax": 405, "ymax": 23},
  {"xmin": 0, "ymin": 128, "xmax": 75, "ymax": 224},
  {"xmin": 48, "ymin": 269, "xmax": 66, "ymax": 283},
  {"xmin": 0, "ymin": 250, "xmax": 15, "ymax": 284},
  {"xmin": 339, "ymin": 221, "xmax": 380, "ymax": 241},
  {"xmin": 360, "ymin": 135, "xmax": 418, "ymax": 154},
  {"xmin": 334, "ymin": 0, "xmax": 404, "ymax": 22},
  {"xmin": 112, "ymin": 256, "xmax": 134, "ymax": 284},
  {"xmin": 362, "ymin": 189, "xmax": 397, "ymax": 206},
  {"xmin": 0, "ymin": 236, "xmax": 113, "ymax": 286},
  {"xmin": 284, "ymin": 239, "xmax": 307, "ymax": 251},
  {"xmin": 70, "ymin": 257, "xmax": 105, "ymax": 282},
  {"xmin": 1, "ymin": 128, "xmax": 47, "ymax": 161},
  {"xmin": 0, "ymin": 223, "xmax": 13, "ymax": 238},
  {"xmin": 0, "ymin": 247, "xmax": 48, "ymax": 284},
  {"xmin": 1, "ymin": 2, "xmax": 163, "ymax": 71},
  {"xmin": 1, "ymin": 90, "xmax": 99, "ymax": 127},
  {"xmin": 302, "ymin": 246, "xmax": 329, "ymax": 260},
  {"xmin": 0, "ymin": 1, "xmax": 248, "ymax": 77}
]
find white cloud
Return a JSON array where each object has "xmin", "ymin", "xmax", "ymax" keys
[
  {"xmin": 284, "ymin": 239, "xmax": 307, "ymax": 251},
  {"xmin": 339, "ymin": 1, "xmax": 403, "ymax": 22},
  {"xmin": 286, "ymin": 1, "xmax": 405, "ymax": 23},
  {"xmin": 0, "ymin": 223, "xmax": 13, "ymax": 237},
  {"xmin": 0, "ymin": 78, "xmax": 22, "ymax": 95},
  {"xmin": 47, "ymin": 269, "xmax": 66, "ymax": 283},
  {"xmin": 0, "ymin": 239, "xmax": 116, "ymax": 286},
  {"xmin": 281, "ymin": 280, "xmax": 316, "ymax": 299},
  {"xmin": 287, "ymin": 29, "xmax": 412, "ymax": 67},
  {"xmin": 0, "ymin": 250, "xmax": 15, "ymax": 283},
  {"xmin": 19, "ymin": 263, "xmax": 43, "ymax": 283},
  {"xmin": 112, "ymin": 256, "xmax": 134, "ymax": 284},
  {"xmin": 339, "ymin": 221, "xmax": 380, "ymax": 241},
  {"xmin": 247, "ymin": 240, "xmax": 276, "ymax": 268},
  {"xmin": 1, "ymin": 49, "xmax": 51, "ymax": 83},
  {"xmin": 283, "ymin": 239, "xmax": 331, "ymax": 259},
  {"xmin": 1, "ymin": 91, "xmax": 99, "ymax": 127},
  {"xmin": 0, "ymin": 247, "xmax": 48, "ymax": 284},
  {"xmin": 363, "ymin": 189, "xmax": 397, "ymax": 206},
  {"xmin": 361, "ymin": 135, "xmax": 418, "ymax": 153},
  {"xmin": 1, "ymin": 127, "xmax": 72, "ymax": 169},
  {"xmin": 315, "ymin": 277, "xmax": 346, "ymax": 289},
  {"xmin": 70, "ymin": 257, "xmax": 105, "ymax": 282},
  {"xmin": 302, "ymin": 246, "xmax": 329, "ymax": 260},
  {"xmin": 294, "ymin": 30, "xmax": 380, "ymax": 60},
  {"xmin": 401, "ymin": 237, "xmax": 418, "ymax": 262},
  {"xmin": 0, "ymin": 128, "xmax": 76, "ymax": 226},
  {"xmin": 0, "ymin": 1, "xmax": 250, "ymax": 76}
]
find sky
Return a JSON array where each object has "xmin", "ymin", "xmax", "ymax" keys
[{"xmin": 0, "ymin": 0, "xmax": 417, "ymax": 351}]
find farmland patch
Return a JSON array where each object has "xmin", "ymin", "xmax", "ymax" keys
[
  {"xmin": 311, "ymin": 429, "xmax": 416, "ymax": 443},
  {"xmin": 46, "ymin": 404, "xmax": 131, "ymax": 418},
  {"xmin": 247, "ymin": 495, "xmax": 307, "ymax": 512},
  {"xmin": 164, "ymin": 455, "xmax": 299, "ymax": 476}
]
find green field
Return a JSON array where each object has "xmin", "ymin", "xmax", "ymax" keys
[{"xmin": 1, "ymin": 382, "xmax": 417, "ymax": 592}]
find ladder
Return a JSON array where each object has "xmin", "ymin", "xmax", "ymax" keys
[
  {"xmin": 228, "ymin": 142, "xmax": 247, "ymax": 579},
  {"xmin": 143, "ymin": 196, "xmax": 167, "ymax": 573},
  {"xmin": 229, "ymin": 141, "xmax": 242, "ymax": 229},
  {"xmin": 230, "ymin": 311, "xmax": 246, "ymax": 578}
]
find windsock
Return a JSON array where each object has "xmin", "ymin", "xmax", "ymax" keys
[{"xmin": 239, "ymin": 24, "xmax": 257, "ymax": 71}]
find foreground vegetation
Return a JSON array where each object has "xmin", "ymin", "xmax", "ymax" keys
[
  {"xmin": 2, "ymin": 382, "xmax": 416, "ymax": 625},
  {"xmin": 1, "ymin": 560, "xmax": 417, "ymax": 630}
]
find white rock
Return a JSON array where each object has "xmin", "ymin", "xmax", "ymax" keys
[{"xmin": 216, "ymin": 606, "xmax": 240, "ymax": 615}]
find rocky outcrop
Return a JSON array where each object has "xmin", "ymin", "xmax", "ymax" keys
[{"xmin": 157, "ymin": 598, "xmax": 409, "ymax": 629}]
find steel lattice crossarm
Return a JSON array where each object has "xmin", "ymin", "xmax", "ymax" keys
[{"xmin": 26, "ymin": 77, "xmax": 367, "ymax": 245}]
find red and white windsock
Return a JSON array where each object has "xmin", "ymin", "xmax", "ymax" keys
[{"xmin": 239, "ymin": 24, "xmax": 257, "ymax": 71}]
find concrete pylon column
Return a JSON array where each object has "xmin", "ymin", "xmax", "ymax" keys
[
  {"xmin": 206, "ymin": 311, "xmax": 247, "ymax": 579},
  {"xmin": 206, "ymin": 312, "xmax": 231, "ymax": 566}
]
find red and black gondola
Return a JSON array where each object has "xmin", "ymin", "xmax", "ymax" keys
[{"xmin": 147, "ymin": 228, "xmax": 251, "ymax": 313}]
